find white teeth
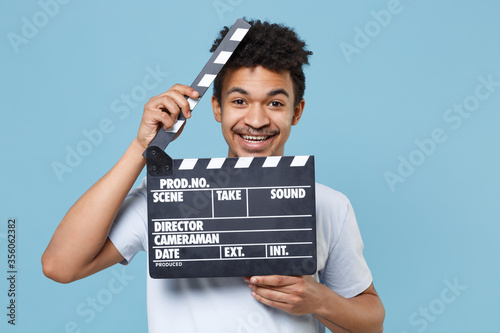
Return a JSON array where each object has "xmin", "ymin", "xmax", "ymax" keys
[{"xmin": 241, "ymin": 135, "xmax": 268, "ymax": 142}]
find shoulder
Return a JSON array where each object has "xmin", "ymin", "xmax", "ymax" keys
[
  {"xmin": 315, "ymin": 183, "xmax": 350, "ymax": 203},
  {"xmin": 315, "ymin": 183, "xmax": 352, "ymax": 220},
  {"xmin": 314, "ymin": 183, "xmax": 354, "ymax": 251}
]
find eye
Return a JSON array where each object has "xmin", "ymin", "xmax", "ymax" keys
[
  {"xmin": 269, "ymin": 101, "xmax": 284, "ymax": 107},
  {"xmin": 232, "ymin": 99, "xmax": 246, "ymax": 105}
]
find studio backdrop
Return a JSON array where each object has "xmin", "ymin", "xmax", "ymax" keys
[{"xmin": 1, "ymin": 1, "xmax": 499, "ymax": 332}]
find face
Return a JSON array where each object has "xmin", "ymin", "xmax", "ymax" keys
[{"xmin": 212, "ymin": 66, "xmax": 304, "ymax": 158}]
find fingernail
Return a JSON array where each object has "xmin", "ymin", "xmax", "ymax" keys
[{"xmin": 250, "ymin": 277, "xmax": 257, "ymax": 283}]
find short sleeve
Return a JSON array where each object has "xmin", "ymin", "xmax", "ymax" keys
[
  {"xmin": 108, "ymin": 177, "xmax": 148, "ymax": 264},
  {"xmin": 318, "ymin": 187, "xmax": 373, "ymax": 298}
]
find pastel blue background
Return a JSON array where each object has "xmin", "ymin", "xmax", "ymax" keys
[{"xmin": 1, "ymin": 0, "xmax": 499, "ymax": 332}]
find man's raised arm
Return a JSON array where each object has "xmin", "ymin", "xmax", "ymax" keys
[{"xmin": 42, "ymin": 85, "xmax": 199, "ymax": 283}]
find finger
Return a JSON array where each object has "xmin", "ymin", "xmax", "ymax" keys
[
  {"xmin": 248, "ymin": 282, "xmax": 301, "ymax": 297},
  {"xmin": 260, "ymin": 288, "xmax": 304, "ymax": 307},
  {"xmin": 168, "ymin": 84, "xmax": 200, "ymax": 99},
  {"xmin": 152, "ymin": 84, "xmax": 199, "ymax": 105},
  {"xmin": 152, "ymin": 85, "xmax": 200, "ymax": 118},
  {"xmin": 249, "ymin": 275, "xmax": 300, "ymax": 287},
  {"xmin": 144, "ymin": 96, "xmax": 180, "ymax": 130},
  {"xmin": 250, "ymin": 289, "xmax": 295, "ymax": 314},
  {"xmin": 152, "ymin": 84, "xmax": 199, "ymax": 99},
  {"xmin": 252, "ymin": 288, "xmax": 288, "ymax": 303},
  {"xmin": 169, "ymin": 86, "xmax": 200, "ymax": 119},
  {"xmin": 149, "ymin": 93, "xmax": 188, "ymax": 120},
  {"xmin": 150, "ymin": 95, "xmax": 181, "ymax": 114},
  {"xmin": 142, "ymin": 107, "xmax": 175, "ymax": 132},
  {"xmin": 167, "ymin": 93, "xmax": 193, "ymax": 120}
]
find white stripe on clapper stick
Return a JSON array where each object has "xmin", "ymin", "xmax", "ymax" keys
[
  {"xmin": 179, "ymin": 159, "xmax": 198, "ymax": 170},
  {"xmin": 235, "ymin": 157, "xmax": 253, "ymax": 168},
  {"xmin": 214, "ymin": 51, "xmax": 233, "ymax": 64},
  {"xmin": 187, "ymin": 97, "xmax": 200, "ymax": 110},
  {"xmin": 197, "ymin": 74, "xmax": 217, "ymax": 87},
  {"xmin": 291, "ymin": 156, "xmax": 309, "ymax": 167},
  {"xmin": 262, "ymin": 156, "xmax": 281, "ymax": 168},
  {"xmin": 207, "ymin": 158, "xmax": 226, "ymax": 169},
  {"xmin": 165, "ymin": 120, "xmax": 186, "ymax": 133},
  {"xmin": 230, "ymin": 28, "xmax": 249, "ymax": 41}
]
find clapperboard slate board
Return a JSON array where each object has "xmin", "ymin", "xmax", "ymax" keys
[{"xmin": 147, "ymin": 155, "xmax": 317, "ymax": 278}]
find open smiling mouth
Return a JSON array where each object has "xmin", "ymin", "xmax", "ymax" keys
[{"xmin": 240, "ymin": 134, "xmax": 274, "ymax": 143}]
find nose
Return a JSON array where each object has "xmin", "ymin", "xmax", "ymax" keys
[{"xmin": 243, "ymin": 104, "xmax": 270, "ymax": 129}]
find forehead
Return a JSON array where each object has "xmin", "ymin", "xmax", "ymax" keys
[{"xmin": 221, "ymin": 66, "xmax": 294, "ymax": 97}]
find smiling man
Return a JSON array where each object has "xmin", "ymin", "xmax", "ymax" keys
[{"xmin": 42, "ymin": 20, "xmax": 385, "ymax": 332}]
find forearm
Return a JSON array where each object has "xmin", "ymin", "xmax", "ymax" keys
[
  {"xmin": 313, "ymin": 283, "xmax": 385, "ymax": 333},
  {"xmin": 42, "ymin": 139, "xmax": 146, "ymax": 281}
]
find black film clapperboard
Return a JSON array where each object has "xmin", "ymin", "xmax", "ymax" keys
[
  {"xmin": 147, "ymin": 155, "xmax": 317, "ymax": 278},
  {"xmin": 144, "ymin": 18, "xmax": 317, "ymax": 278}
]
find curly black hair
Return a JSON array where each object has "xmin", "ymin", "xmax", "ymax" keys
[{"xmin": 210, "ymin": 19, "xmax": 313, "ymax": 107}]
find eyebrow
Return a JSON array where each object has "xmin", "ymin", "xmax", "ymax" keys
[
  {"xmin": 226, "ymin": 87, "xmax": 248, "ymax": 96},
  {"xmin": 226, "ymin": 87, "xmax": 290, "ymax": 98},
  {"xmin": 268, "ymin": 88, "xmax": 289, "ymax": 98}
]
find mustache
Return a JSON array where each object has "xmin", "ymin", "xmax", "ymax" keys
[{"xmin": 232, "ymin": 127, "xmax": 279, "ymax": 136}]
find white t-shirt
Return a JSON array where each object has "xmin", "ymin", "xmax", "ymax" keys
[{"xmin": 109, "ymin": 178, "xmax": 372, "ymax": 333}]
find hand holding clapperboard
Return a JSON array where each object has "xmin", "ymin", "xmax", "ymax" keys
[{"xmin": 145, "ymin": 18, "xmax": 317, "ymax": 279}]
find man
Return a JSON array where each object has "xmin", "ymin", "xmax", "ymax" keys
[{"xmin": 42, "ymin": 20, "xmax": 385, "ymax": 332}]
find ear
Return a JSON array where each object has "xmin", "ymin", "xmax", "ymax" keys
[
  {"xmin": 291, "ymin": 99, "xmax": 305, "ymax": 125},
  {"xmin": 212, "ymin": 95, "xmax": 222, "ymax": 123}
]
